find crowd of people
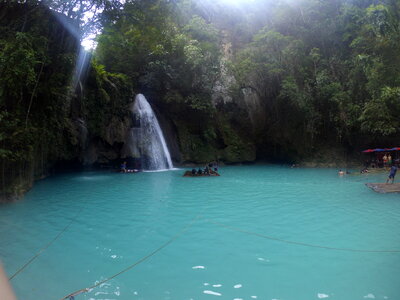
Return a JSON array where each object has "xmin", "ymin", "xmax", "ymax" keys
[
  {"xmin": 191, "ymin": 162, "xmax": 219, "ymax": 176},
  {"xmin": 339, "ymin": 152, "xmax": 399, "ymax": 184},
  {"xmin": 366, "ymin": 153, "xmax": 400, "ymax": 169}
]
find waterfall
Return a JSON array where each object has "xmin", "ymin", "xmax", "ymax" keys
[{"xmin": 126, "ymin": 94, "xmax": 173, "ymax": 171}]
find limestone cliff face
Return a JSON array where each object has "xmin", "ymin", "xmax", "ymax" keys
[
  {"xmin": 239, "ymin": 88, "xmax": 265, "ymax": 132},
  {"xmin": 212, "ymin": 30, "xmax": 235, "ymax": 105},
  {"xmin": 212, "ymin": 30, "xmax": 265, "ymax": 134},
  {"xmin": 81, "ymin": 107, "xmax": 132, "ymax": 166},
  {"xmin": 207, "ymin": 30, "xmax": 258, "ymax": 163},
  {"xmin": 80, "ymin": 96, "xmax": 181, "ymax": 168}
]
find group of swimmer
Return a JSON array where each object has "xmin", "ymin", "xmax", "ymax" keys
[
  {"xmin": 191, "ymin": 162, "xmax": 219, "ymax": 176},
  {"xmin": 338, "ymin": 164, "xmax": 398, "ymax": 184},
  {"xmin": 120, "ymin": 160, "xmax": 219, "ymax": 176},
  {"xmin": 120, "ymin": 158, "xmax": 398, "ymax": 183},
  {"xmin": 338, "ymin": 169, "xmax": 351, "ymax": 176}
]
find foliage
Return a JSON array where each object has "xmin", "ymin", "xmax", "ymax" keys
[
  {"xmin": 93, "ymin": 0, "xmax": 400, "ymax": 160},
  {"xmin": 96, "ymin": 0, "xmax": 221, "ymax": 99},
  {"xmin": 360, "ymin": 87, "xmax": 400, "ymax": 136},
  {"xmin": 230, "ymin": 0, "xmax": 400, "ymax": 156},
  {"xmin": 84, "ymin": 59, "xmax": 132, "ymax": 137},
  {"xmin": 0, "ymin": 2, "xmax": 80, "ymax": 198}
]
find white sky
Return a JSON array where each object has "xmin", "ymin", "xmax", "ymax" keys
[{"xmin": 218, "ymin": 0, "xmax": 256, "ymax": 4}]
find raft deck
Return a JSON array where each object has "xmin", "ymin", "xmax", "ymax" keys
[
  {"xmin": 183, "ymin": 170, "xmax": 220, "ymax": 177},
  {"xmin": 366, "ymin": 183, "xmax": 400, "ymax": 193}
]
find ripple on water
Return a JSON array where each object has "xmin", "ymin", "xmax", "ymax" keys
[
  {"xmin": 203, "ymin": 290, "xmax": 222, "ymax": 296},
  {"xmin": 192, "ymin": 265, "xmax": 205, "ymax": 269}
]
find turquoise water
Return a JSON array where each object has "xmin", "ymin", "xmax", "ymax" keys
[{"xmin": 1, "ymin": 165, "xmax": 399, "ymax": 300}]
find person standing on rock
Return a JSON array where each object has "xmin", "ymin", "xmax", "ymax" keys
[
  {"xmin": 383, "ymin": 154, "xmax": 388, "ymax": 167},
  {"xmin": 386, "ymin": 164, "xmax": 397, "ymax": 184}
]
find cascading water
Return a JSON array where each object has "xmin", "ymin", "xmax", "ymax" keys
[{"xmin": 124, "ymin": 94, "xmax": 173, "ymax": 171}]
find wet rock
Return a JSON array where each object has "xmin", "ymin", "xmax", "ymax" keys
[{"xmin": 105, "ymin": 117, "xmax": 130, "ymax": 145}]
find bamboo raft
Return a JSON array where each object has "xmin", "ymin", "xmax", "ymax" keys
[
  {"xmin": 366, "ymin": 183, "xmax": 400, "ymax": 193},
  {"xmin": 183, "ymin": 170, "xmax": 220, "ymax": 177}
]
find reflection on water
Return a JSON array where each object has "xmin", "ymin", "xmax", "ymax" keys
[{"xmin": 73, "ymin": 175, "xmax": 113, "ymax": 181}]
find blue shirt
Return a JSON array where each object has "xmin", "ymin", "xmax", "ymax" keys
[{"xmin": 389, "ymin": 165, "xmax": 397, "ymax": 176}]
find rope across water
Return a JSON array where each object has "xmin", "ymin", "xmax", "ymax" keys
[
  {"xmin": 60, "ymin": 212, "xmax": 399, "ymax": 299},
  {"xmin": 9, "ymin": 199, "xmax": 399, "ymax": 300},
  {"xmin": 206, "ymin": 219, "xmax": 400, "ymax": 253},
  {"xmin": 8, "ymin": 206, "xmax": 85, "ymax": 281},
  {"xmin": 10, "ymin": 203, "xmax": 399, "ymax": 300},
  {"xmin": 59, "ymin": 213, "xmax": 203, "ymax": 300}
]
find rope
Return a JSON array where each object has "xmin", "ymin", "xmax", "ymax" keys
[
  {"xmin": 206, "ymin": 219, "xmax": 400, "ymax": 253},
  {"xmin": 59, "ymin": 213, "xmax": 203, "ymax": 300},
  {"xmin": 9, "ymin": 206, "xmax": 84, "ymax": 281}
]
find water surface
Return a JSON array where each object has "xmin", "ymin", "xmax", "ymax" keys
[{"xmin": 1, "ymin": 166, "xmax": 399, "ymax": 300}]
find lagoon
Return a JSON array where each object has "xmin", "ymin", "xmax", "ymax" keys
[{"xmin": 1, "ymin": 166, "xmax": 399, "ymax": 300}]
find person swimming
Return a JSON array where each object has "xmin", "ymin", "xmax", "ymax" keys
[
  {"xmin": 212, "ymin": 161, "xmax": 218, "ymax": 172},
  {"xmin": 120, "ymin": 161, "xmax": 127, "ymax": 173},
  {"xmin": 204, "ymin": 165, "xmax": 210, "ymax": 175}
]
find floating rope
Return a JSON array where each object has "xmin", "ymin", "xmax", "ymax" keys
[
  {"xmin": 60, "ymin": 213, "xmax": 203, "ymax": 300},
  {"xmin": 206, "ymin": 219, "xmax": 400, "ymax": 253},
  {"xmin": 9, "ymin": 206, "xmax": 85, "ymax": 281}
]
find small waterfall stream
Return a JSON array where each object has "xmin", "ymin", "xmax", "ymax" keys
[{"xmin": 125, "ymin": 94, "xmax": 173, "ymax": 171}]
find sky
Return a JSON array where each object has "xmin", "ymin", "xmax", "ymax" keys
[{"xmin": 218, "ymin": 0, "xmax": 256, "ymax": 4}]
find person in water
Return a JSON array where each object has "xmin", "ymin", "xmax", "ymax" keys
[
  {"xmin": 338, "ymin": 169, "xmax": 344, "ymax": 176},
  {"xmin": 204, "ymin": 164, "xmax": 211, "ymax": 175},
  {"xmin": 212, "ymin": 161, "xmax": 218, "ymax": 172},
  {"xmin": 191, "ymin": 168, "xmax": 196, "ymax": 175},
  {"xmin": 386, "ymin": 164, "xmax": 397, "ymax": 184},
  {"xmin": 120, "ymin": 161, "xmax": 127, "ymax": 173}
]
